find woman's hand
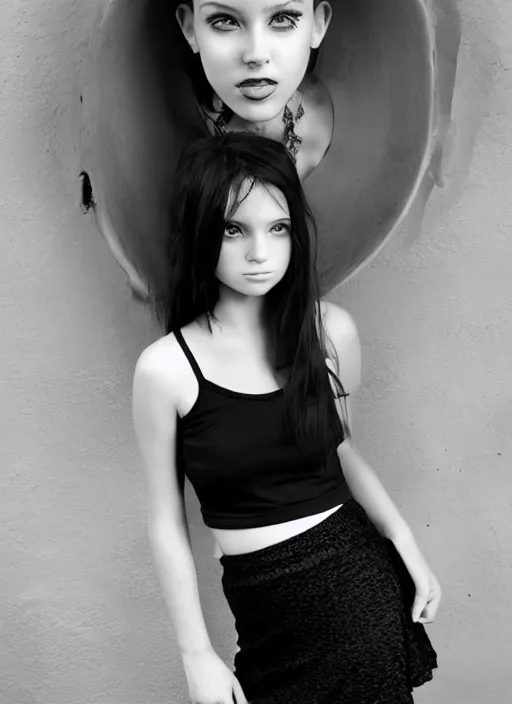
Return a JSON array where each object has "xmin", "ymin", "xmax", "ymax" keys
[
  {"xmin": 410, "ymin": 567, "xmax": 442, "ymax": 625},
  {"xmin": 182, "ymin": 647, "xmax": 250, "ymax": 704},
  {"xmin": 391, "ymin": 532, "xmax": 442, "ymax": 625}
]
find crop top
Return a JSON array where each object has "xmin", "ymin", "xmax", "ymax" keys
[{"xmin": 174, "ymin": 329, "xmax": 352, "ymax": 530}]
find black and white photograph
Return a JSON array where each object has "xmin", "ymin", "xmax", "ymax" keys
[{"xmin": 1, "ymin": 1, "xmax": 510, "ymax": 703}]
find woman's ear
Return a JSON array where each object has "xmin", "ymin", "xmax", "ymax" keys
[
  {"xmin": 175, "ymin": 3, "xmax": 198, "ymax": 53},
  {"xmin": 311, "ymin": 1, "xmax": 333, "ymax": 50}
]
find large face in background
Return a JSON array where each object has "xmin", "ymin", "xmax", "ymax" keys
[
  {"xmin": 176, "ymin": 0, "xmax": 332, "ymax": 123},
  {"xmin": 82, "ymin": 0, "xmax": 462, "ymax": 302}
]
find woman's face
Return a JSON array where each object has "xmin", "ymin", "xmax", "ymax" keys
[
  {"xmin": 215, "ymin": 180, "xmax": 292, "ymax": 297},
  {"xmin": 177, "ymin": 0, "xmax": 332, "ymax": 123}
]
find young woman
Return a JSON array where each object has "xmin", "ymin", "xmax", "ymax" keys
[
  {"xmin": 174, "ymin": 0, "xmax": 334, "ymax": 180},
  {"xmin": 132, "ymin": 132, "xmax": 441, "ymax": 704}
]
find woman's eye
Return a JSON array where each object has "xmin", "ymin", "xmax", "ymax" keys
[
  {"xmin": 224, "ymin": 225, "xmax": 242, "ymax": 238},
  {"xmin": 271, "ymin": 12, "xmax": 302, "ymax": 30},
  {"xmin": 272, "ymin": 223, "xmax": 290, "ymax": 235},
  {"xmin": 208, "ymin": 11, "xmax": 301, "ymax": 32},
  {"xmin": 208, "ymin": 14, "xmax": 239, "ymax": 31}
]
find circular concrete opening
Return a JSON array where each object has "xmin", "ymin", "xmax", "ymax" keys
[{"xmin": 82, "ymin": 0, "xmax": 437, "ymax": 300}]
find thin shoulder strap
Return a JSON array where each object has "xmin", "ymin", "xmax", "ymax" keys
[{"xmin": 174, "ymin": 329, "xmax": 205, "ymax": 382}]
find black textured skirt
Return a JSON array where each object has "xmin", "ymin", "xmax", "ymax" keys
[{"xmin": 220, "ymin": 499, "xmax": 438, "ymax": 704}]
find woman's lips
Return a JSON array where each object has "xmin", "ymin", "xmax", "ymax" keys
[
  {"xmin": 238, "ymin": 80, "xmax": 277, "ymax": 101},
  {"xmin": 243, "ymin": 272, "xmax": 274, "ymax": 281}
]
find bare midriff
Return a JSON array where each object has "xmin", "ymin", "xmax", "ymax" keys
[{"xmin": 210, "ymin": 503, "xmax": 344, "ymax": 558}]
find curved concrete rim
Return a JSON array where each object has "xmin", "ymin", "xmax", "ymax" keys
[{"xmin": 80, "ymin": 0, "xmax": 445, "ymax": 301}]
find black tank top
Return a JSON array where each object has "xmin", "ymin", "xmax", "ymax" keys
[{"xmin": 174, "ymin": 329, "xmax": 352, "ymax": 529}]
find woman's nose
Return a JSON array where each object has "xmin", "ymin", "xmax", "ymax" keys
[
  {"xmin": 242, "ymin": 28, "xmax": 271, "ymax": 67},
  {"xmin": 246, "ymin": 235, "xmax": 269, "ymax": 263}
]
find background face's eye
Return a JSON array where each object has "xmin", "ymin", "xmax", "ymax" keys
[
  {"xmin": 208, "ymin": 14, "xmax": 240, "ymax": 31},
  {"xmin": 270, "ymin": 12, "xmax": 301, "ymax": 30}
]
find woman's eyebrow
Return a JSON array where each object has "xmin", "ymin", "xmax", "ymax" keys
[
  {"xmin": 265, "ymin": 0, "xmax": 304, "ymax": 8},
  {"xmin": 199, "ymin": 0, "xmax": 303, "ymax": 11},
  {"xmin": 227, "ymin": 218, "xmax": 291, "ymax": 227},
  {"xmin": 199, "ymin": 2, "xmax": 237, "ymax": 10}
]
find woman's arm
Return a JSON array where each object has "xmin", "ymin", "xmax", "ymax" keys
[
  {"xmin": 337, "ymin": 436, "xmax": 413, "ymax": 543},
  {"xmin": 323, "ymin": 301, "xmax": 412, "ymax": 541},
  {"xmin": 323, "ymin": 302, "xmax": 442, "ymax": 623},
  {"xmin": 132, "ymin": 346, "xmax": 213, "ymax": 656},
  {"xmin": 339, "ymin": 433, "xmax": 442, "ymax": 624},
  {"xmin": 133, "ymin": 343, "xmax": 250, "ymax": 704},
  {"xmin": 323, "ymin": 303, "xmax": 411, "ymax": 540}
]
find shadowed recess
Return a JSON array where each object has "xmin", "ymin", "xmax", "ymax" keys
[{"xmin": 80, "ymin": 0, "xmax": 461, "ymax": 301}]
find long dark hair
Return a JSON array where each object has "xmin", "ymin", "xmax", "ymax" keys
[
  {"xmin": 172, "ymin": 1, "xmax": 323, "ymax": 113},
  {"xmin": 154, "ymin": 132, "xmax": 347, "ymax": 455}
]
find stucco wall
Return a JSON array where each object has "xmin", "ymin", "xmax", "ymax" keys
[{"xmin": 1, "ymin": 2, "xmax": 511, "ymax": 703}]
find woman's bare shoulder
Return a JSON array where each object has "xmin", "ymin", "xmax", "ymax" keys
[
  {"xmin": 319, "ymin": 301, "xmax": 361, "ymax": 393},
  {"xmin": 320, "ymin": 301, "xmax": 358, "ymax": 337},
  {"xmin": 133, "ymin": 332, "xmax": 188, "ymax": 400}
]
